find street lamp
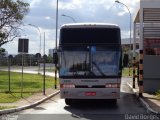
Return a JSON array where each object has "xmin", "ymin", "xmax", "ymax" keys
[
  {"xmin": 115, "ymin": 0, "xmax": 135, "ymax": 88},
  {"xmin": 28, "ymin": 24, "xmax": 41, "ymax": 73},
  {"xmin": 28, "ymin": 24, "xmax": 41, "ymax": 54},
  {"xmin": 115, "ymin": 0, "xmax": 132, "ymax": 54},
  {"xmin": 62, "ymin": 14, "xmax": 76, "ymax": 23},
  {"xmin": 115, "ymin": 0, "xmax": 131, "ymax": 51}
]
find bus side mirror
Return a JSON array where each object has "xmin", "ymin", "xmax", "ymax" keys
[
  {"xmin": 123, "ymin": 54, "xmax": 129, "ymax": 67},
  {"xmin": 53, "ymin": 52, "xmax": 58, "ymax": 64}
]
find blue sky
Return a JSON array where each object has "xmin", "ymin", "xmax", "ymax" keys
[{"xmin": 3, "ymin": 0, "xmax": 140, "ymax": 55}]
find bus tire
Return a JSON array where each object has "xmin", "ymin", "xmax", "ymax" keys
[
  {"xmin": 65, "ymin": 99, "xmax": 72, "ymax": 106},
  {"xmin": 112, "ymin": 99, "xmax": 117, "ymax": 104}
]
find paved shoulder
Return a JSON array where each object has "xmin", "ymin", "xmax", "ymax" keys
[{"xmin": 127, "ymin": 80, "xmax": 160, "ymax": 114}]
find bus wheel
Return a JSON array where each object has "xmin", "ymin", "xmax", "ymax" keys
[
  {"xmin": 112, "ymin": 99, "xmax": 117, "ymax": 104},
  {"xmin": 65, "ymin": 99, "xmax": 72, "ymax": 106}
]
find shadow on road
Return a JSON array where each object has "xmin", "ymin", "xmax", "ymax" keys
[
  {"xmin": 64, "ymin": 99, "xmax": 118, "ymax": 109},
  {"xmin": 63, "ymin": 92, "xmax": 147, "ymax": 120},
  {"xmin": 64, "ymin": 99, "xmax": 125, "ymax": 120}
]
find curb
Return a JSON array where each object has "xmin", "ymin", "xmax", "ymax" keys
[
  {"xmin": 0, "ymin": 90, "xmax": 60, "ymax": 115},
  {"xmin": 127, "ymin": 82, "xmax": 159, "ymax": 114}
]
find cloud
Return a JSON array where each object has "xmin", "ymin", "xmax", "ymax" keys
[
  {"xmin": 117, "ymin": 11, "xmax": 126, "ymax": 16},
  {"xmin": 51, "ymin": 0, "xmax": 83, "ymax": 10},
  {"xmin": 3, "ymin": 0, "xmax": 141, "ymax": 55},
  {"xmin": 114, "ymin": 0, "xmax": 140, "ymax": 16},
  {"xmin": 29, "ymin": 0, "xmax": 42, "ymax": 7}
]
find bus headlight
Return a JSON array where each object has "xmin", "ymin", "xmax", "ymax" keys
[
  {"xmin": 60, "ymin": 84, "xmax": 75, "ymax": 88},
  {"xmin": 105, "ymin": 83, "xmax": 120, "ymax": 88}
]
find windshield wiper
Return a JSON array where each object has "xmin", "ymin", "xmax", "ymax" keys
[
  {"xmin": 62, "ymin": 51, "xmax": 67, "ymax": 67},
  {"xmin": 92, "ymin": 61, "xmax": 106, "ymax": 76}
]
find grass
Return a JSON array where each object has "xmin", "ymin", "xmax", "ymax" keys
[
  {"xmin": 122, "ymin": 67, "xmax": 134, "ymax": 77},
  {"xmin": 0, "ymin": 71, "xmax": 57, "ymax": 103},
  {"xmin": 156, "ymin": 90, "xmax": 160, "ymax": 99}
]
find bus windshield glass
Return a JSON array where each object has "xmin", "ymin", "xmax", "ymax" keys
[
  {"xmin": 59, "ymin": 47, "xmax": 121, "ymax": 78},
  {"xmin": 59, "ymin": 26, "xmax": 121, "ymax": 78}
]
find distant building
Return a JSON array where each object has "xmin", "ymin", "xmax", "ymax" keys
[
  {"xmin": 121, "ymin": 38, "xmax": 139, "ymax": 51},
  {"xmin": 48, "ymin": 49, "xmax": 56, "ymax": 57}
]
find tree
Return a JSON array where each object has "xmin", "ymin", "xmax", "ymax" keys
[
  {"xmin": 47, "ymin": 55, "xmax": 53, "ymax": 63},
  {"xmin": 0, "ymin": 47, "xmax": 6, "ymax": 56},
  {"xmin": 0, "ymin": 47, "xmax": 5, "ymax": 53},
  {"xmin": 0, "ymin": 0, "xmax": 29, "ymax": 47}
]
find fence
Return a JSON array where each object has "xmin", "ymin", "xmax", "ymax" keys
[{"xmin": 0, "ymin": 56, "xmax": 57, "ymax": 96}]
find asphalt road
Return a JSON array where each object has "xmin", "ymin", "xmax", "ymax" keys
[{"xmin": 7, "ymin": 78, "xmax": 149, "ymax": 120}]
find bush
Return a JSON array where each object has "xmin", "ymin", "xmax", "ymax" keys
[{"xmin": 156, "ymin": 90, "xmax": 160, "ymax": 98}]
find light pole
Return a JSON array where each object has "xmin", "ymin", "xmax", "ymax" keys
[
  {"xmin": 115, "ymin": 0, "xmax": 132, "ymax": 74},
  {"xmin": 62, "ymin": 14, "xmax": 76, "ymax": 23},
  {"xmin": 28, "ymin": 24, "xmax": 41, "ymax": 73},
  {"xmin": 115, "ymin": 0, "xmax": 135, "ymax": 88},
  {"xmin": 28, "ymin": 24, "xmax": 41, "ymax": 54},
  {"xmin": 55, "ymin": 0, "xmax": 58, "ymax": 50},
  {"xmin": 115, "ymin": 0, "xmax": 132, "ymax": 55},
  {"xmin": 54, "ymin": 0, "xmax": 59, "ymax": 89}
]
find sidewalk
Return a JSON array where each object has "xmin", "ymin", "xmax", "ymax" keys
[
  {"xmin": 0, "ymin": 88, "xmax": 60, "ymax": 114},
  {"xmin": 0, "ymin": 88, "xmax": 59, "ymax": 107},
  {"xmin": 127, "ymin": 78, "xmax": 160, "ymax": 114}
]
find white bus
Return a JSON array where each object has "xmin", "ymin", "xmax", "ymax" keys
[{"xmin": 58, "ymin": 23, "xmax": 122, "ymax": 105}]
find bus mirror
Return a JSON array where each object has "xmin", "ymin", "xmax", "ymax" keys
[
  {"xmin": 53, "ymin": 52, "xmax": 58, "ymax": 64},
  {"xmin": 91, "ymin": 46, "xmax": 96, "ymax": 54},
  {"xmin": 123, "ymin": 54, "xmax": 129, "ymax": 67}
]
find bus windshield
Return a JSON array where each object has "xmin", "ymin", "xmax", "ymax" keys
[
  {"xmin": 59, "ymin": 47, "xmax": 121, "ymax": 78},
  {"xmin": 59, "ymin": 25, "xmax": 121, "ymax": 78}
]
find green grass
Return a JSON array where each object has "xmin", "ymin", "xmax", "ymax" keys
[
  {"xmin": 0, "ymin": 92, "xmax": 33, "ymax": 103},
  {"xmin": 122, "ymin": 67, "xmax": 135, "ymax": 77},
  {"xmin": 0, "ymin": 71, "xmax": 57, "ymax": 103},
  {"xmin": 156, "ymin": 90, "xmax": 160, "ymax": 99}
]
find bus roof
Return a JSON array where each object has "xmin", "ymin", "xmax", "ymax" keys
[
  {"xmin": 61, "ymin": 23, "xmax": 120, "ymax": 29},
  {"xmin": 60, "ymin": 23, "xmax": 121, "ymax": 46}
]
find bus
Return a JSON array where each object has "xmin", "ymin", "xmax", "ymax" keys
[{"xmin": 58, "ymin": 23, "xmax": 122, "ymax": 105}]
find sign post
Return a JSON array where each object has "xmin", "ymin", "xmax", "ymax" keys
[
  {"xmin": 18, "ymin": 38, "xmax": 29, "ymax": 97},
  {"xmin": 8, "ymin": 55, "xmax": 13, "ymax": 92}
]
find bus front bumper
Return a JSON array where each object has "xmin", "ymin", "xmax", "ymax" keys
[{"xmin": 60, "ymin": 88, "xmax": 120, "ymax": 99}]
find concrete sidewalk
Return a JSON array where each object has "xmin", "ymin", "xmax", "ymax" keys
[
  {"xmin": 127, "ymin": 78, "xmax": 160, "ymax": 114},
  {"xmin": 0, "ymin": 89, "xmax": 60, "ymax": 114}
]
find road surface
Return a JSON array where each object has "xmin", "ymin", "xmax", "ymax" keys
[{"xmin": 4, "ymin": 78, "xmax": 151, "ymax": 120}]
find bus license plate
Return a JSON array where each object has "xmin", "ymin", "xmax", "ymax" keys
[{"xmin": 85, "ymin": 92, "xmax": 96, "ymax": 96}]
